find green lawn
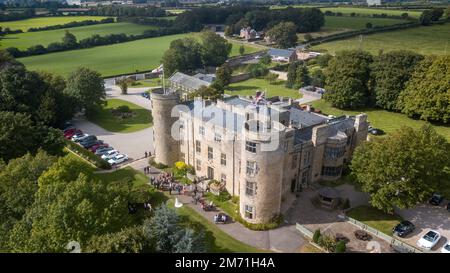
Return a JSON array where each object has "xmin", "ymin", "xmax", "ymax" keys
[
  {"xmin": 167, "ymin": 198, "xmax": 266, "ymax": 253},
  {"xmin": 0, "ymin": 22, "xmax": 158, "ymax": 50},
  {"xmin": 19, "ymin": 33, "xmax": 261, "ymax": 77},
  {"xmin": 324, "ymin": 16, "xmax": 408, "ymax": 30},
  {"xmin": 0, "ymin": 16, "xmax": 109, "ymax": 31},
  {"xmin": 313, "ymin": 23, "xmax": 450, "ymax": 56},
  {"xmin": 347, "ymin": 206, "xmax": 402, "ymax": 236},
  {"xmin": 226, "ymin": 78, "xmax": 302, "ymax": 99},
  {"xmin": 89, "ymin": 99, "xmax": 152, "ymax": 133},
  {"xmin": 127, "ymin": 78, "xmax": 162, "ymax": 88},
  {"xmin": 311, "ymin": 100, "xmax": 450, "ymax": 141}
]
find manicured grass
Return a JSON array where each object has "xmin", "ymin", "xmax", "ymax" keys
[
  {"xmin": 228, "ymin": 40, "xmax": 264, "ymax": 56},
  {"xmin": 311, "ymin": 100, "xmax": 450, "ymax": 141},
  {"xmin": 93, "ymin": 167, "xmax": 149, "ymax": 187},
  {"xmin": 167, "ymin": 198, "xmax": 266, "ymax": 253},
  {"xmin": 347, "ymin": 206, "xmax": 402, "ymax": 236},
  {"xmin": 324, "ymin": 15, "xmax": 408, "ymax": 30},
  {"xmin": 313, "ymin": 23, "xmax": 450, "ymax": 55},
  {"xmin": 89, "ymin": 99, "xmax": 152, "ymax": 133},
  {"xmin": 0, "ymin": 22, "xmax": 158, "ymax": 50},
  {"xmin": 19, "ymin": 33, "xmax": 261, "ymax": 77},
  {"xmin": 0, "ymin": 16, "xmax": 109, "ymax": 31},
  {"xmin": 127, "ymin": 78, "xmax": 162, "ymax": 88},
  {"xmin": 226, "ymin": 78, "xmax": 302, "ymax": 99}
]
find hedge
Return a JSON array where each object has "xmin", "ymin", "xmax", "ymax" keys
[{"xmin": 65, "ymin": 140, "xmax": 111, "ymax": 170}]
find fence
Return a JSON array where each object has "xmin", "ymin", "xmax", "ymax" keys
[
  {"xmin": 344, "ymin": 215, "xmax": 423, "ymax": 253},
  {"xmin": 296, "ymin": 223, "xmax": 314, "ymax": 239}
]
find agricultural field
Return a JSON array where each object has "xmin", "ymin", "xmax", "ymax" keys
[
  {"xmin": 298, "ymin": 15, "xmax": 408, "ymax": 41},
  {"xmin": 19, "ymin": 33, "xmax": 261, "ymax": 77},
  {"xmin": 319, "ymin": 7, "xmax": 422, "ymax": 18},
  {"xmin": 311, "ymin": 100, "xmax": 450, "ymax": 141},
  {"xmin": 0, "ymin": 22, "xmax": 158, "ymax": 50},
  {"xmin": 0, "ymin": 16, "xmax": 109, "ymax": 31},
  {"xmin": 312, "ymin": 23, "xmax": 450, "ymax": 55},
  {"xmin": 226, "ymin": 78, "xmax": 302, "ymax": 99}
]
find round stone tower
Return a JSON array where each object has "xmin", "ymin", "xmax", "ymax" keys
[
  {"xmin": 239, "ymin": 119, "xmax": 286, "ymax": 224},
  {"xmin": 151, "ymin": 88, "xmax": 180, "ymax": 166}
]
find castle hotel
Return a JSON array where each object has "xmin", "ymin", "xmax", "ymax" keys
[{"xmin": 151, "ymin": 88, "xmax": 368, "ymax": 224}]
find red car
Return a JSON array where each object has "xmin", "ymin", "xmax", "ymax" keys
[
  {"xmin": 89, "ymin": 143, "xmax": 109, "ymax": 153},
  {"xmin": 64, "ymin": 130, "xmax": 82, "ymax": 139},
  {"xmin": 63, "ymin": 127, "xmax": 76, "ymax": 134}
]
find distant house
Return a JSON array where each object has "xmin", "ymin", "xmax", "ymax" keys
[
  {"xmin": 291, "ymin": 45, "xmax": 322, "ymax": 61},
  {"xmin": 168, "ymin": 72, "xmax": 211, "ymax": 95},
  {"xmin": 239, "ymin": 27, "xmax": 262, "ymax": 41},
  {"xmin": 367, "ymin": 0, "xmax": 382, "ymax": 6},
  {"xmin": 267, "ymin": 48, "xmax": 297, "ymax": 63},
  {"xmin": 193, "ymin": 73, "xmax": 216, "ymax": 84}
]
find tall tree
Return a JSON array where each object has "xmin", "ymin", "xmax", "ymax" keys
[
  {"xmin": 86, "ymin": 226, "xmax": 152, "ymax": 253},
  {"xmin": 64, "ymin": 67, "xmax": 105, "ymax": 115},
  {"xmin": 200, "ymin": 30, "xmax": 232, "ymax": 67},
  {"xmin": 172, "ymin": 228, "xmax": 206, "ymax": 253},
  {"xmin": 143, "ymin": 204, "xmax": 179, "ymax": 253},
  {"xmin": 419, "ymin": 10, "xmax": 432, "ymax": 26},
  {"xmin": 430, "ymin": 8, "xmax": 444, "ymax": 21},
  {"xmin": 294, "ymin": 63, "xmax": 310, "ymax": 89},
  {"xmin": 350, "ymin": 125, "xmax": 450, "ymax": 213},
  {"xmin": 372, "ymin": 50, "xmax": 423, "ymax": 111},
  {"xmin": 214, "ymin": 64, "xmax": 232, "ymax": 88},
  {"xmin": 285, "ymin": 61, "xmax": 299, "ymax": 88},
  {"xmin": 62, "ymin": 31, "xmax": 78, "ymax": 49},
  {"xmin": 397, "ymin": 55, "xmax": 450, "ymax": 123},
  {"xmin": 323, "ymin": 50, "xmax": 373, "ymax": 109},
  {"xmin": 266, "ymin": 21, "xmax": 298, "ymax": 48},
  {"xmin": 161, "ymin": 38, "xmax": 202, "ymax": 76}
]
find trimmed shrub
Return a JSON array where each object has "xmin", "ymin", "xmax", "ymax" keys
[
  {"xmin": 313, "ymin": 229, "xmax": 321, "ymax": 244},
  {"xmin": 65, "ymin": 140, "xmax": 111, "ymax": 170},
  {"xmin": 335, "ymin": 240, "xmax": 346, "ymax": 253}
]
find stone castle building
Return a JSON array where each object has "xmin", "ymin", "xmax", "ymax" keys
[{"xmin": 151, "ymin": 88, "xmax": 369, "ymax": 224}]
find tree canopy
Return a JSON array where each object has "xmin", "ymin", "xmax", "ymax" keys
[
  {"xmin": 266, "ymin": 21, "xmax": 298, "ymax": 48},
  {"xmin": 350, "ymin": 125, "xmax": 450, "ymax": 213},
  {"xmin": 323, "ymin": 50, "xmax": 373, "ymax": 109},
  {"xmin": 371, "ymin": 50, "xmax": 423, "ymax": 111},
  {"xmin": 397, "ymin": 55, "xmax": 450, "ymax": 123}
]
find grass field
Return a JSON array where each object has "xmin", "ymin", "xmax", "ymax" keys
[
  {"xmin": 89, "ymin": 99, "xmax": 153, "ymax": 133},
  {"xmin": 0, "ymin": 22, "xmax": 158, "ymax": 50},
  {"xmin": 324, "ymin": 16, "xmax": 408, "ymax": 30},
  {"xmin": 0, "ymin": 16, "xmax": 109, "ymax": 31},
  {"xmin": 226, "ymin": 78, "xmax": 302, "ymax": 99},
  {"xmin": 347, "ymin": 206, "xmax": 402, "ymax": 236},
  {"xmin": 313, "ymin": 23, "xmax": 450, "ymax": 55},
  {"xmin": 19, "ymin": 33, "xmax": 261, "ymax": 77},
  {"xmin": 311, "ymin": 100, "xmax": 450, "ymax": 141},
  {"xmin": 128, "ymin": 78, "xmax": 162, "ymax": 88}
]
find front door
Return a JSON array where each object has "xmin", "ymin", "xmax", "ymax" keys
[{"xmin": 207, "ymin": 167, "xmax": 214, "ymax": 179}]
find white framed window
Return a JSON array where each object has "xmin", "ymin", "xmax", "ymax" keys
[
  {"xmin": 221, "ymin": 153, "xmax": 226, "ymax": 166},
  {"xmin": 214, "ymin": 133, "xmax": 222, "ymax": 143},
  {"xmin": 245, "ymin": 141, "xmax": 257, "ymax": 153},
  {"xmin": 196, "ymin": 159, "xmax": 201, "ymax": 171},
  {"xmin": 221, "ymin": 174, "xmax": 227, "ymax": 184},
  {"xmin": 245, "ymin": 181, "xmax": 256, "ymax": 196},
  {"xmin": 244, "ymin": 205, "xmax": 254, "ymax": 219},
  {"xmin": 246, "ymin": 161, "xmax": 257, "ymax": 176},
  {"xmin": 303, "ymin": 150, "xmax": 312, "ymax": 166},
  {"xmin": 208, "ymin": 146, "xmax": 213, "ymax": 160},
  {"xmin": 199, "ymin": 126, "xmax": 205, "ymax": 136},
  {"xmin": 195, "ymin": 140, "xmax": 201, "ymax": 153}
]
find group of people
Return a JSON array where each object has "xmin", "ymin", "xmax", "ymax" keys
[
  {"xmin": 214, "ymin": 213, "xmax": 227, "ymax": 224},
  {"xmin": 128, "ymin": 201, "xmax": 152, "ymax": 214},
  {"xmin": 150, "ymin": 172, "xmax": 185, "ymax": 195}
]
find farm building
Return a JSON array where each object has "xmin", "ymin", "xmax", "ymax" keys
[{"xmin": 267, "ymin": 48, "xmax": 298, "ymax": 63}]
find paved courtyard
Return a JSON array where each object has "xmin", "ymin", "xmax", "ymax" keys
[{"xmin": 285, "ymin": 188, "xmax": 393, "ymax": 253}]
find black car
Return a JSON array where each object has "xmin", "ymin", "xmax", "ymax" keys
[
  {"xmin": 429, "ymin": 193, "xmax": 444, "ymax": 206},
  {"xmin": 393, "ymin": 221, "xmax": 415, "ymax": 237},
  {"xmin": 81, "ymin": 140, "xmax": 102, "ymax": 149}
]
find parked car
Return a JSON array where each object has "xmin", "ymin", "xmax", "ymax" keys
[
  {"xmin": 368, "ymin": 127, "xmax": 384, "ymax": 135},
  {"xmin": 62, "ymin": 121, "xmax": 73, "ymax": 130},
  {"xmin": 429, "ymin": 193, "xmax": 444, "ymax": 206},
  {"xmin": 141, "ymin": 92, "xmax": 150, "ymax": 99},
  {"xmin": 108, "ymin": 154, "xmax": 128, "ymax": 165},
  {"xmin": 81, "ymin": 139, "xmax": 102, "ymax": 149},
  {"xmin": 101, "ymin": 150, "xmax": 119, "ymax": 160},
  {"xmin": 78, "ymin": 135, "xmax": 97, "ymax": 145},
  {"xmin": 95, "ymin": 147, "xmax": 114, "ymax": 156},
  {"xmin": 441, "ymin": 240, "xmax": 450, "ymax": 253},
  {"xmin": 63, "ymin": 127, "xmax": 77, "ymax": 134},
  {"xmin": 417, "ymin": 230, "xmax": 441, "ymax": 250},
  {"xmin": 64, "ymin": 130, "xmax": 82, "ymax": 140},
  {"xmin": 393, "ymin": 221, "xmax": 415, "ymax": 238},
  {"xmin": 89, "ymin": 143, "xmax": 109, "ymax": 153},
  {"xmin": 72, "ymin": 133, "xmax": 89, "ymax": 142}
]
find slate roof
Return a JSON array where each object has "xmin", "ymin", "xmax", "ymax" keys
[
  {"xmin": 193, "ymin": 73, "xmax": 216, "ymax": 83},
  {"xmin": 169, "ymin": 72, "xmax": 211, "ymax": 90}
]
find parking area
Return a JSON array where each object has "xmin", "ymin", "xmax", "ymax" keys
[
  {"xmin": 396, "ymin": 202, "xmax": 450, "ymax": 252},
  {"xmin": 286, "ymin": 188, "xmax": 393, "ymax": 253}
]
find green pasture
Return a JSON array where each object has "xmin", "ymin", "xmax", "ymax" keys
[
  {"xmin": 226, "ymin": 78, "xmax": 302, "ymax": 99},
  {"xmin": 0, "ymin": 16, "xmax": 109, "ymax": 31}
]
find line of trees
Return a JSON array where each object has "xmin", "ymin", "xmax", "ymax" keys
[
  {"xmin": 27, "ymin": 17, "xmax": 115, "ymax": 32},
  {"xmin": 88, "ymin": 5, "xmax": 167, "ymax": 17},
  {"xmin": 0, "ymin": 8, "xmax": 35, "ymax": 22},
  {"xmin": 323, "ymin": 50, "xmax": 450, "ymax": 124}
]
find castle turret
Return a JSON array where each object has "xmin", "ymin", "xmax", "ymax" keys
[
  {"xmin": 151, "ymin": 88, "xmax": 180, "ymax": 166},
  {"xmin": 239, "ymin": 118, "xmax": 286, "ymax": 224}
]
